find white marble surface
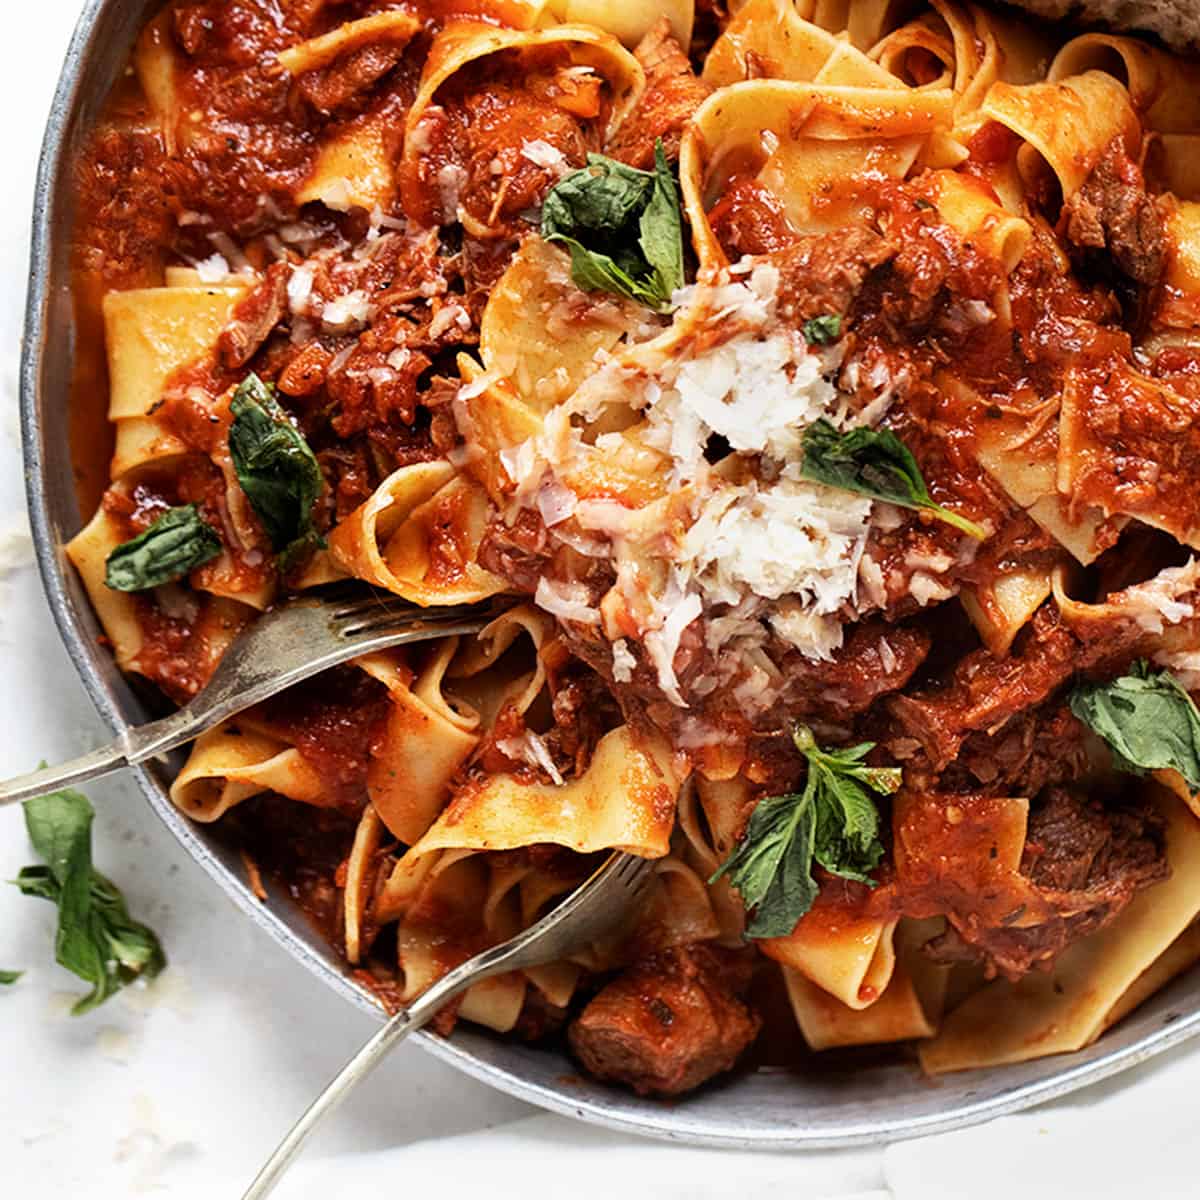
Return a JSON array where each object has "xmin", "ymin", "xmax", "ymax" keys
[{"xmin": 5, "ymin": 5, "xmax": 1200, "ymax": 1198}]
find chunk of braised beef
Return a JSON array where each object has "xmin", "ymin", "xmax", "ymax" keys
[
  {"xmin": 478, "ymin": 511, "xmax": 553, "ymax": 594},
  {"xmin": 771, "ymin": 227, "xmax": 898, "ymax": 326},
  {"xmin": 218, "ymin": 262, "xmax": 289, "ymax": 369},
  {"xmin": 706, "ymin": 179, "xmax": 797, "ymax": 257},
  {"xmin": 296, "ymin": 42, "xmax": 406, "ymax": 116},
  {"xmin": 1064, "ymin": 138, "xmax": 1168, "ymax": 292},
  {"xmin": 606, "ymin": 19, "xmax": 710, "ymax": 168},
  {"xmin": 567, "ymin": 944, "xmax": 760, "ymax": 1096},
  {"xmin": 923, "ymin": 788, "xmax": 1168, "ymax": 979},
  {"xmin": 941, "ymin": 703, "xmax": 1092, "ymax": 796}
]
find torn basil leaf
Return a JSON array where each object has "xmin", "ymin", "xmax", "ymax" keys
[
  {"xmin": 802, "ymin": 314, "xmax": 842, "ymax": 345},
  {"xmin": 104, "ymin": 504, "xmax": 222, "ymax": 592},
  {"xmin": 800, "ymin": 419, "xmax": 987, "ymax": 540},
  {"xmin": 14, "ymin": 787, "xmax": 165, "ymax": 1014},
  {"xmin": 1070, "ymin": 661, "xmax": 1200, "ymax": 790},
  {"xmin": 711, "ymin": 726, "xmax": 899, "ymax": 939},
  {"xmin": 541, "ymin": 140, "xmax": 684, "ymax": 310},
  {"xmin": 0, "ymin": 970, "xmax": 20, "ymax": 985},
  {"xmin": 228, "ymin": 373, "xmax": 324, "ymax": 566}
]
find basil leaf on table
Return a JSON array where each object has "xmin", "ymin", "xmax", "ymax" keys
[
  {"xmin": 13, "ymin": 787, "xmax": 165, "ymax": 1014},
  {"xmin": 0, "ymin": 970, "xmax": 21, "ymax": 985},
  {"xmin": 711, "ymin": 726, "xmax": 900, "ymax": 939},
  {"xmin": 228, "ymin": 373, "xmax": 325, "ymax": 566},
  {"xmin": 1070, "ymin": 661, "xmax": 1200, "ymax": 790},
  {"xmin": 541, "ymin": 139, "xmax": 685, "ymax": 310},
  {"xmin": 800, "ymin": 418, "xmax": 988, "ymax": 540},
  {"xmin": 104, "ymin": 504, "xmax": 222, "ymax": 592}
]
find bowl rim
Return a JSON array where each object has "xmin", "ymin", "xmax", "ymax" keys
[{"xmin": 20, "ymin": 0, "xmax": 1200, "ymax": 1152}]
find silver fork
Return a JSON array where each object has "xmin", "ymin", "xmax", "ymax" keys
[
  {"xmin": 0, "ymin": 588, "xmax": 513, "ymax": 808},
  {"xmin": 241, "ymin": 850, "xmax": 655, "ymax": 1200}
]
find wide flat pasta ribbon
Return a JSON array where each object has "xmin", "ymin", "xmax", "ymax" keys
[{"xmin": 328, "ymin": 460, "xmax": 510, "ymax": 605}]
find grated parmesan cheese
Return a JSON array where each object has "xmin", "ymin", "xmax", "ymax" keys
[
  {"xmin": 535, "ymin": 577, "xmax": 601, "ymax": 626},
  {"xmin": 1113, "ymin": 559, "xmax": 1200, "ymax": 633},
  {"xmin": 679, "ymin": 477, "xmax": 871, "ymax": 618},
  {"xmin": 287, "ymin": 263, "xmax": 315, "ymax": 315},
  {"xmin": 611, "ymin": 638, "xmax": 636, "ymax": 683},
  {"xmin": 321, "ymin": 289, "xmax": 371, "ymax": 331},
  {"xmin": 194, "ymin": 252, "xmax": 230, "ymax": 283},
  {"xmin": 520, "ymin": 139, "xmax": 568, "ymax": 172},
  {"xmin": 498, "ymin": 254, "xmax": 914, "ymax": 705}
]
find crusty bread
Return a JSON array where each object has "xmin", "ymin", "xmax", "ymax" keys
[{"xmin": 1009, "ymin": 1, "xmax": 1200, "ymax": 50}]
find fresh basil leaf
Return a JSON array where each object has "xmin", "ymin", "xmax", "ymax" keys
[
  {"xmin": 802, "ymin": 314, "xmax": 842, "ymax": 345},
  {"xmin": 557, "ymin": 236, "xmax": 659, "ymax": 306},
  {"xmin": 228, "ymin": 373, "xmax": 325, "ymax": 565},
  {"xmin": 14, "ymin": 788, "xmax": 166, "ymax": 1015},
  {"xmin": 712, "ymin": 725, "xmax": 897, "ymax": 939},
  {"xmin": 800, "ymin": 418, "xmax": 987, "ymax": 540},
  {"xmin": 541, "ymin": 154, "xmax": 653, "ymax": 242},
  {"xmin": 104, "ymin": 504, "xmax": 222, "ymax": 592},
  {"xmin": 541, "ymin": 140, "xmax": 684, "ymax": 311},
  {"xmin": 639, "ymin": 141, "xmax": 685, "ymax": 301},
  {"xmin": 0, "ymin": 970, "xmax": 20, "ymax": 985},
  {"xmin": 1070, "ymin": 661, "xmax": 1200, "ymax": 790}
]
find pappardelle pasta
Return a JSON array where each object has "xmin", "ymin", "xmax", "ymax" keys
[{"xmin": 66, "ymin": 0, "xmax": 1200, "ymax": 1094}]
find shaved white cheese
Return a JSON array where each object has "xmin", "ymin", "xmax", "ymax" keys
[
  {"xmin": 499, "ymin": 439, "xmax": 539, "ymax": 488},
  {"xmin": 287, "ymin": 263, "xmax": 315, "ymax": 315},
  {"xmin": 535, "ymin": 577, "xmax": 601, "ymax": 626},
  {"xmin": 1115, "ymin": 559, "xmax": 1200, "ymax": 633},
  {"xmin": 611, "ymin": 638, "xmax": 636, "ymax": 683},
  {"xmin": 497, "ymin": 732, "xmax": 565, "ymax": 785},
  {"xmin": 1153, "ymin": 648, "xmax": 1200, "ymax": 691},
  {"xmin": 644, "ymin": 589, "xmax": 701, "ymax": 707},
  {"xmin": 878, "ymin": 636, "xmax": 898, "ymax": 674},
  {"xmin": 769, "ymin": 601, "xmax": 845, "ymax": 663},
  {"xmin": 429, "ymin": 303, "xmax": 471, "ymax": 339},
  {"xmin": 194, "ymin": 252, "xmax": 231, "ymax": 283},
  {"xmin": 536, "ymin": 478, "xmax": 577, "ymax": 528},
  {"xmin": 681, "ymin": 477, "xmax": 872, "ymax": 615},
  {"xmin": 858, "ymin": 553, "xmax": 886, "ymax": 609},
  {"xmin": 520, "ymin": 139, "xmax": 568, "ymax": 171},
  {"xmin": 666, "ymin": 334, "xmax": 834, "ymax": 470},
  {"xmin": 321, "ymin": 289, "xmax": 371, "ymax": 331},
  {"xmin": 436, "ymin": 162, "xmax": 468, "ymax": 220},
  {"xmin": 207, "ymin": 231, "xmax": 251, "ymax": 274},
  {"xmin": 909, "ymin": 571, "xmax": 955, "ymax": 607}
]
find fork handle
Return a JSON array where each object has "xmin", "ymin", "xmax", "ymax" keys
[
  {"xmin": 0, "ymin": 743, "xmax": 132, "ymax": 807},
  {"xmin": 240, "ymin": 965, "xmax": 475, "ymax": 1200},
  {"xmin": 0, "ymin": 705, "xmax": 204, "ymax": 808}
]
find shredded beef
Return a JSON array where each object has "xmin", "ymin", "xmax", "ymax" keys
[
  {"xmin": 607, "ymin": 19, "xmax": 710, "ymax": 169},
  {"xmin": 888, "ymin": 604, "xmax": 1137, "ymax": 772},
  {"xmin": 778, "ymin": 620, "xmax": 931, "ymax": 722},
  {"xmin": 942, "ymin": 703, "xmax": 1092, "ymax": 797},
  {"xmin": 892, "ymin": 609, "xmax": 1089, "ymax": 768},
  {"xmin": 924, "ymin": 788, "xmax": 1168, "ymax": 977},
  {"xmin": 1064, "ymin": 139, "xmax": 1168, "ymax": 291},
  {"xmin": 706, "ymin": 179, "xmax": 797, "ymax": 256},
  {"xmin": 218, "ymin": 262, "xmax": 289, "ymax": 369},
  {"xmin": 459, "ymin": 84, "xmax": 588, "ymax": 229},
  {"xmin": 478, "ymin": 511, "xmax": 552, "ymax": 594},
  {"xmin": 296, "ymin": 43, "xmax": 405, "ymax": 115},
  {"xmin": 567, "ymin": 944, "xmax": 760, "ymax": 1095},
  {"xmin": 770, "ymin": 228, "xmax": 898, "ymax": 326}
]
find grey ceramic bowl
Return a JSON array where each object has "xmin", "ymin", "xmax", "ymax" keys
[{"xmin": 20, "ymin": 0, "xmax": 1200, "ymax": 1150}]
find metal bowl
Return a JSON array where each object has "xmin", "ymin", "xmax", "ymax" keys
[{"xmin": 21, "ymin": 0, "xmax": 1200, "ymax": 1150}]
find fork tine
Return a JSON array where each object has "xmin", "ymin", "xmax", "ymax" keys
[
  {"xmin": 327, "ymin": 593, "xmax": 414, "ymax": 621},
  {"xmin": 333, "ymin": 594, "xmax": 510, "ymax": 638}
]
